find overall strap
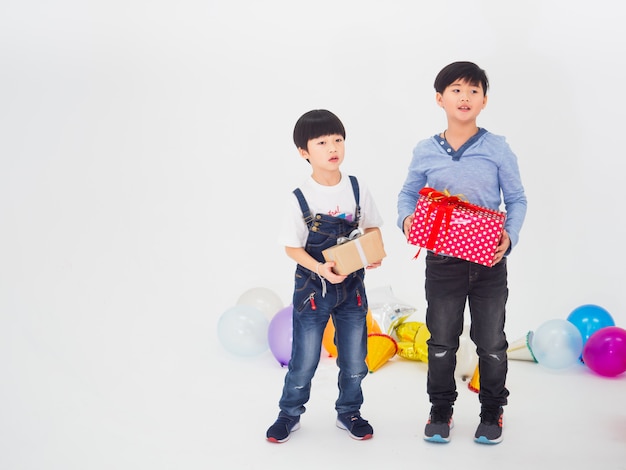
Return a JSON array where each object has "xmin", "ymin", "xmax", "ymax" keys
[
  {"xmin": 349, "ymin": 175, "xmax": 361, "ymax": 223},
  {"xmin": 292, "ymin": 188, "xmax": 314, "ymax": 227}
]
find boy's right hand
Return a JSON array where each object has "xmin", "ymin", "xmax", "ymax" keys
[
  {"xmin": 319, "ymin": 261, "xmax": 348, "ymax": 284},
  {"xmin": 403, "ymin": 214, "xmax": 415, "ymax": 238}
]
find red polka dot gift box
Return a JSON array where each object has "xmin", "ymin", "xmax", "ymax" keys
[{"xmin": 407, "ymin": 187, "xmax": 506, "ymax": 267}]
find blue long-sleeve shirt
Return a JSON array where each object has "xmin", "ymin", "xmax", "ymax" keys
[{"xmin": 397, "ymin": 129, "xmax": 527, "ymax": 253}]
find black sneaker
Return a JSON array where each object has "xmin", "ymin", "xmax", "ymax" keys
[
  {"xmin": 266, "ymin": 412, "xmax": 300, "ymax": 443},
  {"xmin": 474, "ymin": 406, "xmax": 503, "ymax": 444},
  {"xmin": 336, "ymin": 412, "xmax": 374, "ymax": 440},
  {"xmin": 424, "ymin": 405, "xmax": 454, "ymax": 443}
]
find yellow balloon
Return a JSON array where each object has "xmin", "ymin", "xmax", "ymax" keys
[
  {"xmin": 412, "ymin": 324, "xmax": 431, "ymax": 362},
  {"xmin": 395, "ymin": 321, "xmax": 424, "ymax": 342},
  {"xmin": 397, "ymin": 340, "xmax": 422, "ymax": 361}
]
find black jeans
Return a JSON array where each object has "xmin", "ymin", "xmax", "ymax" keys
[{"xmin": 425, "ymin": 252, "xmax": 509, "ymax": 409}]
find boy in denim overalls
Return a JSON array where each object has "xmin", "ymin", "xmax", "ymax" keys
[{"xmin": 266, "ymin": 110, "xmax": 384, "ymax": 443}]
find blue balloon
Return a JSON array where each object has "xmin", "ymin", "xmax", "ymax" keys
[
  {"xmin": 217, "ymin": 305, "xmax": 269, "ymax": 357},
  {"xmin": 567, "ymin": 304, "xmax": 615, "ymax": 346}
]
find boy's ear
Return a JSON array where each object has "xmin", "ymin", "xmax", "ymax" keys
[
  {"xmin": 298, "ymin": 147, "xmax": 310, "ymax": 160},
  {"xmin": 482, "ymin": 95, "xmax": 488, "ymax": 109},
  {"xmin": 435, "ymin": 92, "xmax": 444, "ymax": 108}
]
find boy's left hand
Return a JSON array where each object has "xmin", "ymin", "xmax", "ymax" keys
[
  {"xmin": 493, "ymin": 230, "xmax": 510, "ymax": 265},
  {"xmin": 366, "ymin": 260, "xmax": 383, "ymax": 269}
]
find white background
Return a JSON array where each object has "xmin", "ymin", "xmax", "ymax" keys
[{"xmin": 1, "ymin": 1, "xmax": 625, "ymax": 469}]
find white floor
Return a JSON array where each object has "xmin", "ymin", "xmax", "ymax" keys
[
  {"xmin": 220, "ymin": 346, "xmax": 625, "ymax": 470},
  {"xmin": 4, "ymin": 315, "xmax": 624, "ymax": 470}
]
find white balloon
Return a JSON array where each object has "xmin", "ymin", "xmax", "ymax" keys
[
  {"xmin": 531, "ymin": 319, "xmax": 583, "ymax": 369},
  {"xmin": 236, "ymin": 287, "xmax": 284, "ymax": 320},
  {"xmin": 456, "ymin": 324, "xmax": 478, "ymax": 381},
  {"xmin": 217, "ymin": 305, "xmax": 269, "ymax": 357}
]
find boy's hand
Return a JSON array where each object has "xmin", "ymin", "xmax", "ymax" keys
[
  {"xmin": 493, "ymin": 230, "xmax": 510, "ymax": 265},
  {"xmin": 366, "ymin": 260, "xmax": 382, "ymax": 269},
  {"xmin": 403, "ymin": 214, "xmax": 415, "ymax": 238},
  {"xmin": 319, "ymin": 261, "xmax": 347, "ymax": 284}
]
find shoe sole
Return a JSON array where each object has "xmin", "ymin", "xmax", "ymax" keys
[
  {"xmin": 474, "ymin": 435, "xmax": 502, "ymax": 445},
  {"xmin": 424, "ymin": 434, "xmax": 450, "ymax": 443},
  {"xmin": 266, "ymin": 422, "xmax": 301, "ymax": 443},
  {"xmin": 336, "ymin": 419, "xmax": 373, "ymax": 440}
]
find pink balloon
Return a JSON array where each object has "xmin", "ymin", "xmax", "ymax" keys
[
  {"xmin": 268, "ymin": 305, "xmax": 293, "ymax": 367},
  {"xmin": 582, "ymin": 326, "xmax": 626, "ymax": 377}
]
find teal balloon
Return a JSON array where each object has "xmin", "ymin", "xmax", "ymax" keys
[
  {"xmin": 218, "ymin": 305, "xmax": 269, "ymax": 356},
  {"xmin": 567, "ymin": 304, "xmax": 615, "ymax": 346},
  {"xmin": 531, "ymin": 319, "xmax": 583, "ymax": 369}
]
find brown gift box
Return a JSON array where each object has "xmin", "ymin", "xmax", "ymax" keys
[{"xmin": 322, "ymin": 230, "xmax": 386, "ymax": 275}]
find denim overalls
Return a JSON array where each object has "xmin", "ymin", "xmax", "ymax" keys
[{"xmin": 278, "ymin": 176, "xmax": 370, "ymax": 417}]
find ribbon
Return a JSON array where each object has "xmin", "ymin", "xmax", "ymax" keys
[
  {"xmin": 420, "ymin": 188, "xmax": 467, "ymax": 252},
  {"xmin": 353, "ymin": 238, "xmax": 369, "ymax": 267},
  {"xmin": 338, "ymin": 228, "xmax": 368, "ymax": 269}
]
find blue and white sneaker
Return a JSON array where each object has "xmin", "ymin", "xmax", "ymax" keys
[
  {"xmin": 266, "ymin": 412, "xmax": 300, "ymax": 443},
  {"xmin": 474, "ymin": 406, "xmax": 504, "ymax": 444},
  {"xmin": 424, "ymin": 405, "xmax": 454, "ymax": 443},
  {"xmin": 336, "ymin": 412, "xmax": 374, "ymax": 440}
]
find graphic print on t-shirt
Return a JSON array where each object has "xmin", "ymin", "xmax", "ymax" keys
[{"xmin": 328, "ymin": 205, "xmax": 354, "ymax": 222}]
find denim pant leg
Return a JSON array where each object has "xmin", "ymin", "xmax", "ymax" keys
[
  {"xmin": 278, "ymin": 299, "xmax": 329, "ymax": 417},
  {"xmin": 332, "ymin": 275, "xmax": 369, "ymax": 415},
  {"xmin": 468, "ymin": 258, "xmax": 510, "ymax": 408},
  {"xmin": 424, "ymin": 253, "xmax": 468, "ymax": 406}
]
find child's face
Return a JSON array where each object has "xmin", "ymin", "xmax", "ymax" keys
[
  {"xmin": 437, "ymin": 79, "xmax": 487, "ymax": 122},
  {"xmin": 299, "ymin": 134, "xmax": 345, "ymax": 170}
]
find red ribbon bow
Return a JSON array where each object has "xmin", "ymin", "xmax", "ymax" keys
[{"xmin": 419, "ymin": 188, "xmax": 469, "ymax": 251}]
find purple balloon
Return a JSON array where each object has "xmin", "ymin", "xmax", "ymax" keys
[
  {"xmin": 268, "ymin": 305, "xmax": 293, "ymax": 367},
  {"xmin": 582, "ymin": 326, "xmax": 626, "ymax": 377}
]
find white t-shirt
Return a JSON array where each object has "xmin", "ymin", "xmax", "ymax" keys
[{"xmin": 278, "ymin": 173, "xmax": 384, "ymax": 248}]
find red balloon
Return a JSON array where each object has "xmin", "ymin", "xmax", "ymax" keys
[{"xmin": 582, "ymin": 326, "xmax": 626, "ymax": 377}]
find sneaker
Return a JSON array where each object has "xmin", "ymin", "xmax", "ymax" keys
[
  {"xmin": 474, "ymin": 406, "xmax": 504, "ymax": 444},
  {"xmin": 336, "ymin": 412, "xmax": 374, "ymax": 440},
  {"xmin": 266, "ymin": 412, "xmax": 300, "ymax": 443},
  {"xmin": 424, "ymin": 405, "xmax": 454, "ymax": 443}
]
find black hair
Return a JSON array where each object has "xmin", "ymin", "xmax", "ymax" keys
[
  {"xmin": 293, "ymin": 109, "xmax": 346, "ymax": 150},
  {"xmin": 434, "ymin": 61, "xmax": 489, "ymax": 95}
]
